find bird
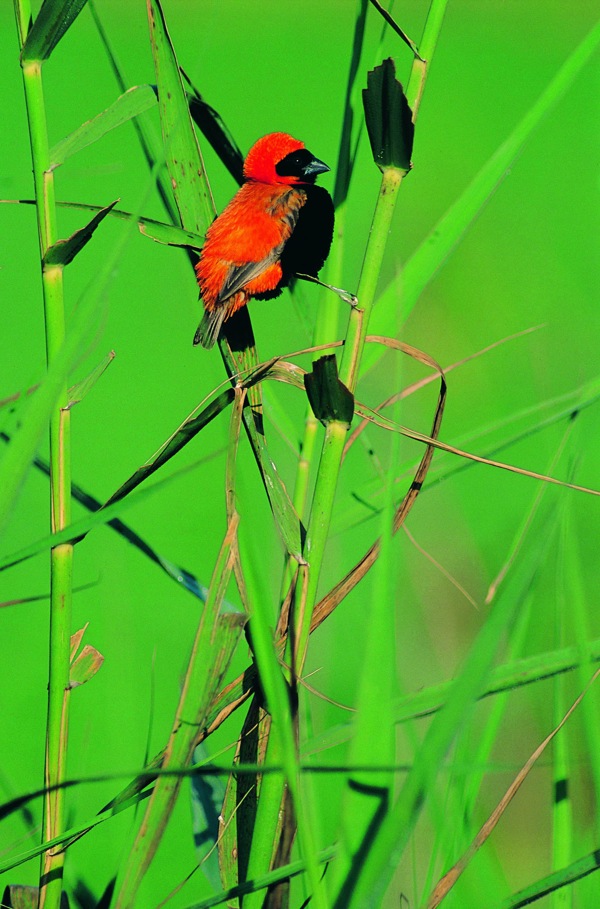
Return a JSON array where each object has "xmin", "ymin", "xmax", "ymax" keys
[{"xmin": 193, "ymin": 132, "xmax": 334, "ymax": 349}]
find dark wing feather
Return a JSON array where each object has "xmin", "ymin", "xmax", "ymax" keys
[
  {"xmin": 279, "ymin": 185, "xmax": 334, "ymax": 281},
  {"xmin": 193, "ymin": 306, "xmax": 228, "ymax": 348},
  {"xmin": 216, "ymin": 244, "xmax": 284, "ymax": 304}
]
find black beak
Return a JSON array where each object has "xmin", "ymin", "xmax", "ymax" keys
[{"xmin": 302, "ymin": 154, "xmax": 330, "ymax": 177}]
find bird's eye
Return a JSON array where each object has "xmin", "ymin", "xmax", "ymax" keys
[{"xmin": 275, "ymin": 149, "xmax": 315, "ymax": 178}]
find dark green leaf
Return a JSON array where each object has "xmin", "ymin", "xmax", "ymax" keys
[
  {"xmin": 43, "ymin": 200, "xmax": 118, "ymax": 267},
  {"xmin": 367, "ymin": 0, "xmax": 424, "ymax": 61},
  {"xmin": 304, "ymin": 355, "xmax": 355, "ymax": 427},
  {"xmin": 21, "ymin": 0, "xmax": 89, "ymax": 62},
  {"xmin": 362, "ymin": 58, "xmax": 414, "ymax": 173},
  {"xmin": 49, "ymin": 85, "xmax": 159, "ymax": 168}
]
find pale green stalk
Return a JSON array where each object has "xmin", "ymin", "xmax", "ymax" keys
[
  {"xmin": 295, "ymin": 0, "xmax": 448, "ymax": 667},
  {"xmin": 14, "ymin": 4, "xmax": 73, "ymax": 907}
]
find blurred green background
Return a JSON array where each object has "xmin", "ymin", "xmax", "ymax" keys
[{"xmin": 2, "ymin": 1, "xmax": 599, "ymax": 906}]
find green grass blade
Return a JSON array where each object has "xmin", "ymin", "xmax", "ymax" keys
[
  {"xmin": 180, "ymin": 845, "xmax": 337, "ymax": 909},
  {"xmin": 329, "ymin": 414, "xmax": 401, "ymax": 904},
  {"xmin": 304, "ymin": 636, "xmax": 600, "ymax": 763},
  {"xmin": 341, "ymin": 505, "xmax": 561, "ymax": 908},
  {"xmin": 146, "ymin": 0, "xmax": 303, "ymax": 561},
  {"xmin": 0, "ymin": 434, "xmax": 212, "ymax": 600},
  {"xmin": 112, "ymin": 517, "xmax": 246, "ymax": 908},
  {"xmin": 0, "ymin": 243, "xmax": 110, "ymax": 537},
  {"xmin": 88, "ymin": 0, "xmax": 181, "ymax": 226},
  {"xmin": 335, "ymin": 373, "xmax": 600, "ymax": 534},
  {"xmin": 65, "ymin": 350, "xmax": 114, "ymax": 408},
  {"xmin": 0, "ymin": 787, "xmax": 151, "ymax": 874},
  {"xmin": 0, "ymin": 200, "xmax": 205, "ymax": 248},
  {"xmin": 101, "ymin": 388, "xmax": 235, "ymax": 510},
  {"xmin": 364, "ymin": 17, "xmax": 600, "ymax": 372},
  {"xmin": 562, "ymin": 500, "xmax": 600, "ymax": 834},
  {"xmin": 0, "ymin": 447, "xmax": 217, "ymax": 573},
  {"xmin": 49, "ymin": 84, "xmax": 158, "ymax": 167},
  {"xmin": 147, "ymin": 0, "xmax": 213, "ymax": 235},
  {"xmin": 493, "ymin": 850, "xmax": 600, "ymax": 909},
  {"xmin": 20, "ymin": 0, "xmax": 89, "ymax": 61}
]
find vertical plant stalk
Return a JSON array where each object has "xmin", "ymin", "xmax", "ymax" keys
[
  {"xmin": 292, "ymin": 0, "xmax": 448, "ymax": 668},
  {"xmin": 290, "ymin": 0, "xmax": 368, "ymax": 530},
  {"xmin": 293, "ymin": 166, "xmax": 404, "ymax": 668},
  {"xmin": 254, "ymin": 4, "xmax": 447, "ymax": 900},
  {"xmin": 14, "ymin": 4, "xmax": 73, "ymax": 907}
]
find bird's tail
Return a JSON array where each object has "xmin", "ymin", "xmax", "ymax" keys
[{"xmin": 193, "ymin": 306, "xmax": 227, "ymax": 349}]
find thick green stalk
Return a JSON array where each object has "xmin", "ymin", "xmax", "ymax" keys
[
  {"xmin": 292, "ymin": 0, "xmax": 449, "ymax": 660},
  {"xmin": 15, "ymin": 6, "xmax": 73, "ymax": 907},
  {"xmin": 290, "ymin": 0, "xmax": 368, "ymax": 529},
  {"xmin": 294, "ymin": 167, "xmax": 404, "ymax": 668}
]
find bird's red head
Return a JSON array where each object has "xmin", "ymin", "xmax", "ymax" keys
[{"xmin": 243, "ymin": 132, "xmax": 330, "ymax": 186}]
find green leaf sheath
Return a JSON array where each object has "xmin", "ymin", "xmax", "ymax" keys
[{"xmin": 21, "ymin": 0, "xmax": 90, "ymax": 61}]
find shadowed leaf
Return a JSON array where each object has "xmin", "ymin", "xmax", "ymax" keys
[
  {"xmin": 2, "ymin": 886, "xmax": 69, "ymax": 909},
  {"xmin": 362, "ymin": 58, "xmax": 414, "ymax": 173},
  {"xmin": 43, "ymin": 200, "xmax": 118, "ymax": 267},
  {"xmin": 2, "ymin": 885, "xmax": 39, "ymax": 909},
  {"xmin": 304, "ymin": 355, "xmax": 355, "ymax": 427},
  {"xmin": 0, "ymin": 200, "xmax": 205, "ymax": 248},
  {"xmin": 102, "ymin": 388, "xmax": 235, "ymax": 511},
  {"xmin": 191, "ymin": 744, "xmax": 225, "ymax": 890},
  {"xmin": 367, "ymin": 0, "xmax": 424, "ymax": 60}
]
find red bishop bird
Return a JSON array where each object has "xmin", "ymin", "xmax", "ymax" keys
[{"xmin": 194, "ymin": 131, "xmax": 334, "ymax": 349}]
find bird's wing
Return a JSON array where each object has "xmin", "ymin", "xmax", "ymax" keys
[
  {"xmin": 216, "ymin": 241, "xmax": 285, "ymax": 304},
  {"xmin": 216, "ymin": 189, "xmax": 304, "ymax": 304}
]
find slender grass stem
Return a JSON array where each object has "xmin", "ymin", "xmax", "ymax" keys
[{"xmin": 14, "ymin": 6, "xmax": 74, "ymax": 907}]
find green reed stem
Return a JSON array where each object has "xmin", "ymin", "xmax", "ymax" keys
[
  {"xmin": 293, "ymin": 167, "xmax": 404, "ymax": 667},
  {"xmin": 15, "ymin": 5, "xmax": 73, "ymax": 908},
  {"xmin": 291, "ymin": 0, "xmax": 449, "ymax": 664}
]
